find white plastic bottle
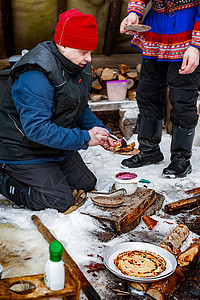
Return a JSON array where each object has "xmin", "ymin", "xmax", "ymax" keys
[{"xmin": 44, "ymin": 240, "xmax": 65, "ymax": 292}]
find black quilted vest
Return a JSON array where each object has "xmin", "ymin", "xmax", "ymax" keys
[{"xmin": 0, "ymin": 41, "xmax": 92, "ymax": 161}]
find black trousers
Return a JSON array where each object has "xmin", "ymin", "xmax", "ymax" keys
[
  {"xmin": 136, "ymin": 58, "xmax": 200, "ymax": 129},
  {"xmin": 1, "ymin": 151, "xmax": 96, "ymax": 212}
]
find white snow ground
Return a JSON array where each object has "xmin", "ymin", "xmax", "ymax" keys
[{"xmin": 0, "ymin": 131, "xmax": 199, "ymax": 299}]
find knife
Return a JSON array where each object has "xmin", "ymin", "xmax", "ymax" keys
[{"xmin": 87, "ymin": 188, "xmax": 127, "ymax": 198}]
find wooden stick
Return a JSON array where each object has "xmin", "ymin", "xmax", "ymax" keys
[{"xmin": 31, "ymin": 215, "xmax": 101, "ymax": 300}]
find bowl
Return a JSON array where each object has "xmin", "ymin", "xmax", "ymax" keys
[
  {"xmin": 114, "ymin": 172, "xmax": 138, "ymax": 195},
  {"xmin": 106, "ymin": 80, "xmax": 127, "ymax": 102}
]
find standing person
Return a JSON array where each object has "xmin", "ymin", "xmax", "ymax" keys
[
  {"xmin": 0, "ymin": 9, "xmax": 115, "ymax": 213},
  {"xmin": 120, "ymin": 0, "xmax": 200, "ymax": 178}
]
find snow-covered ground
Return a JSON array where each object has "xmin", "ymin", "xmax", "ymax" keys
[{"xmin": 0, "ymin": 131, "xmax": 199, "ymax": 299}]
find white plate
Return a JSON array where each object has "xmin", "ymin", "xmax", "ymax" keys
[{"xmin": 104, "ymin": 242, "xmax": 177, "ymax": 283}]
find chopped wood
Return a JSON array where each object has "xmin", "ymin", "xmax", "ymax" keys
[
  {"xmin": 159, "ymin": 224, "xmax": 190, "ymax": 254},
  {"xmin": 129, "ymin": 224, "xmax": 190, "ymax": 295},
  {"xmin": 136, "ymin": 63, "xmax": 141, "ymax": 75},
  {"xmin": 127, "ymin": 71, "xmax": 138, "ymax": 79},
  {"xmin": 146, "ymin": 241, "xmax": 200, "ymax": 300},
  {"xmin": 92, "ymin": 79, "xmax": 102, "ymax": 90},
  {"xmin": 129, "ymin": 282, "xmax": 149, "ymax": 292},
  {"xmin": 95, "ymin": 67, "xmax": 103, "ymax": 77},
  {"xmin": 118, "ymin": 64, "xmax": 130, "ymax": 75},
  {"xmin": 90, "ymin": 93, "xmax": 107, "ymax": 102},
  {"xmin": 185, "ymin": 186, "xmax": 200, "ymax": 195},
  {"xmin": 146, "ymin": 266, "xmax": 184, "ymax": 300},
  {"xmin": 177, "ymin": 240, "xmax": 200, "ymax": 267},
  {"xmin": 101, "ymin": 68, "xmax": 115, "ymax": 81},
  {"xmin": 142, "ymin": 215, "xmax": 158, "ymax": 230},
  {"xmin": 127, "ymin": 78, "xmax": 134, "ymax": 90},
  {"xmin": 128, "ymin": 90, "xmax": 136, "ymax": 101},
  {"xmin": 164, "ymin": 195, "xmax": 200, "ymax": 214},
  {"xmin": 117, "ymin": 74, "xmax": 126, "ymax": 81}
]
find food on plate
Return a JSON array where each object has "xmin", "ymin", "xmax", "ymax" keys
[
  {"xmin": 114, "ymin": 141, "xmax": 136, "ymax": 152},
  {"xmin": 114, "ymin": 250, "xmax": 166, "ymax": 277}
]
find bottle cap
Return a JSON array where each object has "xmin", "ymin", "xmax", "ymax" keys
[{"xmin": 49, "ymin": 240, "xmax": 63, "ymax": 262}]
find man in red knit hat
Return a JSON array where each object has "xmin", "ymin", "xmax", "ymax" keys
[{"xmin": 0, "ymin": 9, "xmax": 115, "ymax": 213}]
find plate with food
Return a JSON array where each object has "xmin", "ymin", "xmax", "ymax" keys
[
  {"xmin": 125, "ymin": 24, "xmax": 151, "ymax": 32},
  {"xmin": 104, "ymin": 242, "xmax": 177, "ymax": 283},
  {"xmin": 110, "ymin": 141, "xmax": 140, "ymax": 155}
]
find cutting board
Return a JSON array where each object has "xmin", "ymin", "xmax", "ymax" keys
[{"xmin": 81, "ymin": 187, "xmax": 164, "ymax": 233}]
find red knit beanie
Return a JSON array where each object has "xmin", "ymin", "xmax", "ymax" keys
[{"xmin": 54, "ymin": 9, "xmax": 98, "ymax": 51}]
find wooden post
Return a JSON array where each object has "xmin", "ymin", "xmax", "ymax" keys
[
  {"xmin": 1, "ymin": 0, "xmax": 15, "ymax": 57},
  {"xmin": 103, "ymin": 0, "xmax": 122, "ymax": 56}
]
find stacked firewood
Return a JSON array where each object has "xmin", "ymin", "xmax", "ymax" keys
[{"xmin": 90, "ymin": 63, "xmax": 141, "ymax": 102}]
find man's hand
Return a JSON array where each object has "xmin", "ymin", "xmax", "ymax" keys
[
  {"xmin": 120, "ymin": 12, "xmax": 139, "ymax": 35},
  {"xmin": 101, "ymin": 136, "xmax": 118, "ymax": 150},
  {"xmin": 179, "ymin": 47, "xmax": 200, "ymax": 75},
  {"xmin": 88, "ymin": 127, "xmax": 110, "ymax": 146}
]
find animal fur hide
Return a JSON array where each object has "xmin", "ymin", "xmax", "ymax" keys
[{"xmin": 0, "ymin": 222, "xmax": 49, "ymax": 278}]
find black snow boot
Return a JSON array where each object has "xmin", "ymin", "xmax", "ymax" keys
[
  {"xmin": 121, "ymin": 118, "xmax": 164, "ymax": 168},
  {"xmin": 0, "ymin": 169, "xmax": 29, "ymax": 207},
  {"xmin": 162, "ymin": 126, "xmax": 195, "ymax": 178}
]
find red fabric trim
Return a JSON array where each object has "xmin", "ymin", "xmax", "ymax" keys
[
  {"xmin": 142, "ymin": 30, "xmax": 192, "ymax": 44},
  {"xmin": 194, "ymin": 21, "xmax": 200, "ymax": 31}
]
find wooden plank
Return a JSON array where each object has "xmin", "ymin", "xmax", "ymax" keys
[
  {"xmin": 88, "ymin": 99, "xmax": 137, "ymax": 112},
  {"xmin": 91, "ymin": 54, "xmax": 142, "ymax": 69},
  {"xmin": 0, "ymin": 272, "xmax": 80, "ymax": 299},
  {"xmin": 81, "ymin": 187, "xmax": 163, "ymax": 233}
]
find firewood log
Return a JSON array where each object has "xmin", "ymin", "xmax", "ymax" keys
[
  {"xmin": 177, "ymin": 240, "xmax": 200, "ymax": 267},
  {"xmin": 136, "ymin": 63, "xmax": 141, "ymax": 75},
  {"xmin": 146, "ymin": 240, "xmax": 200, "ymax": 300},
  {"xmin": 129, "ymin": 282, "xmax": 149, "ymax": 292},
  {"xmin": 127, "ymin": 71, "xmax": 138, "ymax": 80},
  {"xmin": 101, "ymin": 68, "xmax": 115, "ymax": 81},
  {"xmin": 159, "ymin": 224, "xmax": 190, "ymax": 254},
  {"xmin": 129, "ymin": 225, "xmax": 190, "ymax": 293},
  {"xmin": 118, "ymin": 64, "xmax": 130, "ymax": 75},
  {"xmin": 185, "ymin": 186, "xmax": 200, "ymax": 195},
  {"xmin": 90, "ymin": 93, "xmax": 107, "ymax": 102},
  {"xmin": 127, "ymin": 79, "xmax": 134, "ymax": 90},
  {"xmin": 95, "ymin": 67, "xmax": 103, "ymax": 77},
  {"xmin": 128, "ymin": 90, "xmax": 136, "ymax": 101},
  {"xmin": 164, "ymin": 195, "xmax": 200, "ymax": 214},
  {"xmin": 92, "ymin": 79, "xmax": 102, "ymax": 90},
  {"xmin": 146, "ymin": 266, "xmax": 184, "ymax": 300},
  {"xmin": 118, "ymin": 73, "xmax": 126, "ymax": 81}
]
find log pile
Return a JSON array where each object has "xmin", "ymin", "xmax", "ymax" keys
[
  {"xmin": 130, "ymin": 225, "xmax": 200, "ymax": 299},
  {"xmin": 90, "ymin": 63, "xmax": 141, "ymax": 102}
]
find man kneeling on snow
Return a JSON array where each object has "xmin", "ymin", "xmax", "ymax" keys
[{"xmin": 0, "ymin": 9, "xmax": 115, "ymax": 213}]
